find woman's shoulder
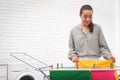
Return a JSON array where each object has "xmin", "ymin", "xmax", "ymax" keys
[
  {"xmin": 93, "ymin": 23, "xmax": 102, "ymax": 31},
  {"xmin": 71, "ymin": 24, "xmax": 80, "ymax": 32}
]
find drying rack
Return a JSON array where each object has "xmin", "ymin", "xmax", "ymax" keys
[
  {"xmin": 10, "ymin": 53, "xmax": 51, "ymax": 80},
  {"xmin": 10, "ymin": 53, "xmax": 120, "ymax": 80}
]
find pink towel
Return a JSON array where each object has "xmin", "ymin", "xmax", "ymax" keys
[{"xmin": 92, "ymin": 70, "xmax": 116, "ymax": 80}]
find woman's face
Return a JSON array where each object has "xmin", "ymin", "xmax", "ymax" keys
[{"xmin": 80, "ymin": 10, "xmax": 93, "ymax": 26}]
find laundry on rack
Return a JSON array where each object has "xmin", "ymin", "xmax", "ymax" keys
[{"xmin": 77, "ymin": 60, "xmax": 118, "ymax": 80}]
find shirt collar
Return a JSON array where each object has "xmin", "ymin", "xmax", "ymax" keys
[{"xmin": 78, "ymin": 24, "xmax": 90, "ymax": 34}]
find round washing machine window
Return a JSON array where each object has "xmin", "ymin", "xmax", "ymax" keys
[
  {"xmin": 20, "ymin": 75, "xmax": 34, "ymax": 80},
  {"xmin": 15, "ymin": 71, "xmax": 40, "ymax": 80}
]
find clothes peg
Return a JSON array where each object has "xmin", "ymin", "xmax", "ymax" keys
[
  {"xmin": 50, "ymin": 65, "xmax": 53, "ymax": 69},
  {"xmin": 93, "ymin": 63, "xmax": 96, "ymax": 69},
  {"xmin": 61, "ymin": 63, "xmax": 63, "ymax": 68},
  {"xmin": 57, "ymin": 63, "xmax": 59, "ymax": 69},
  {"xmin": 110, "ymin": 63, "xmax": 113, "ymax": 69}
]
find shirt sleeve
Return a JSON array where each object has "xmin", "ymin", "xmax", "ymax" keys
[
  {"xmin": 98, "ymin": 27, "xmax": 112, "ymax": 59},
  {"xmin": 68, "ymin": 30, "xmax": 78, "ymax": 60}
]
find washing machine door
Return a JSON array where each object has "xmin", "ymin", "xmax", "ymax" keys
[{"xmin": 15, "ymin": 71, "xmax": 40, "ymax": 80}]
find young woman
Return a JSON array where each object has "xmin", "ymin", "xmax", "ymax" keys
[{"xmin": 68, "ymin": 5, "xmax": 115, "ymax": 63}]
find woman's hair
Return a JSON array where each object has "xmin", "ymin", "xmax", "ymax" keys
[{"xmin": 80, "ymin": 5, "xmax": 94, "ymax": 33}]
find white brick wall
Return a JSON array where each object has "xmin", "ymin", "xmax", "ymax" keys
[{"xmin": 0, "ymin": 0, "xmax": 119, "ymax": 66}]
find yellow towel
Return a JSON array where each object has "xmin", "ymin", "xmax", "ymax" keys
[
  {"xmin": 77, "ymin": 59, "xmax": 115, "ymax": 68},
  {"xmin": 76, "ymin": 60, "xmax": 118, "ymax": 80}
]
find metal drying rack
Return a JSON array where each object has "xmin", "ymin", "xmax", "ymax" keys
[
  {"xmin": 10, "ymin": 53, "xmax": 120, "ymax": 80},
  {"xmin": 10, "ymin": 53, "xmax": 50, "ymax": 80}
]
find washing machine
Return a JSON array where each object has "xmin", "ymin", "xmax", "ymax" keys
[{"xmin": 8, "ymin": 63, "xmax": 49, "ymax": 80}]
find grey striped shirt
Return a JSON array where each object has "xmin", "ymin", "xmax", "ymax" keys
[{"xmin": 68, "ymin": 24, "xmax": 112, "ymax": 60}]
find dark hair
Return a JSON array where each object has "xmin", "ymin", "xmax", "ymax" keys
[{"xmin": 80, "ymin": 5, "xmax": 94, "ymax": 33}]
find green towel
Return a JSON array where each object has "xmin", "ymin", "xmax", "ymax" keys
[{"xmin": 50, "ymin": 70, "xmax": 91, "ymax": 80}]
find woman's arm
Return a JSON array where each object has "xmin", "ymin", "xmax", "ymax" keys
[
  {"xmin": 68, "ymin": 30, "xmax": 78, "ymax": 62},
  {"xmin": 98, "ymin": 27, "xmax": 115, "ymax": 62}
]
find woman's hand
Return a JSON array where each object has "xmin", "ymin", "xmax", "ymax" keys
[
  {"xmin": 72, "ymin": 56, "xmax": 79, "ymax": 63},
  {"xmin": 108, "ymin": 56, "xmax": 116, "ymax": 63}
]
